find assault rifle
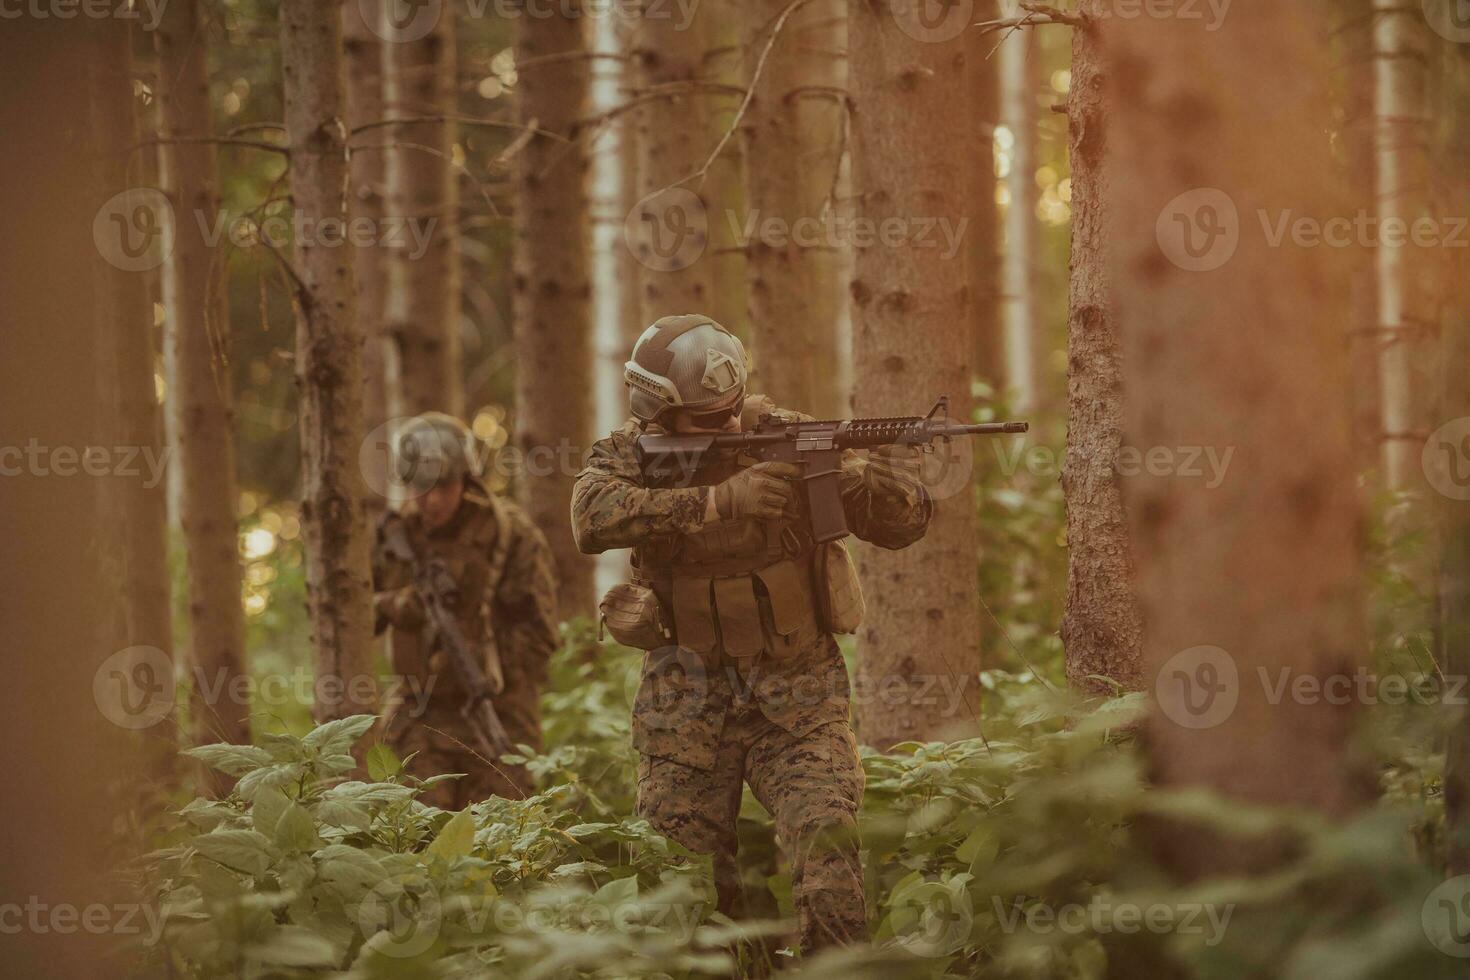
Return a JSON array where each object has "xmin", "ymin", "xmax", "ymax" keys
[
  {"xmin": 637, "ymin": 396, "xmax": 1029, "ymax": 543},
  {"xmin": 379, "ymin": 520, "xmax": 514, "ymax": 759}
]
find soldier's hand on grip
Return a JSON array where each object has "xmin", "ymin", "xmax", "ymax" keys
[
  {"xmin": 865, "ymin": 443, "xmax": 924, "ymax": 498},
  {"xmin": 377, "ymin": 586, "xmax": 426, "ymax": 629},
  {"xmin": 713, "ymin": 461, "xmax": 801, "ymax": 522}
]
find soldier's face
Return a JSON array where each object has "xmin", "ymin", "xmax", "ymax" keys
[
  {"xmin": 672, "ymin": 396, "xmax": 744, "ymax": 434},
  {"xmin": 420, "ymin": 477, "xmax": 465, "ymax": 530}
]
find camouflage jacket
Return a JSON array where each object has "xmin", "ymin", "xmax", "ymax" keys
[
  {"xmin": 372, "ymin": 482, "xmax": 559, "ymax": 745},
  {"xmin": 571, "ymin": 398, "xmax": 932, "ymax": 769}
]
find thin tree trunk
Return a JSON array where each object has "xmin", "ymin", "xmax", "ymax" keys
[
  {"xmin": 1374, "ymin": 0, "xmax": 1435, "ymax": 491},
  {"xmin": 91, "ymin": 19, "xmax": 178, "ymax": 778},
  {"xmin": 382, "ymin": 2, "xmax": 463, "ymax": 419},
  {"xmin": 741, "ymin": 0, "xmax": 847, "ymax": 417},
  {"xmin": 344, "ymin": 0, "xmax": 391, "ymax": 515},
  {"xmin": 513, "ymin": 2, "xmax": 595, "ymax": 621},
  {"xmin": 968, "ymin": 5, "xmax": 1004, "ymax": 399},
  {"xmin": 847, "ymin": 2, "xmax": 980, "ymax": 749},
  {"xmin": 155, "ymin": 0, "xmax": 250, "ymax": 757},
  {"xmin": 1060, "ymin": 3, "xmax": 1143, "ymax": 694},
  {"xmin": 1112, "ymin": 1, "xmax": 1371, "ymax": 876},
  {"xmin": 1000, "ymin": 24, "xmax": 1041, "ymax": 413},
  {"xmin": 702, "ymin": 0, "xmax": 748, "ymax": 340},
  {"xmin": 280, "ymin": 0, "xmax": 378, "ymax": 722},
  {"xmin": 632, "ymin": 1, "xmax": 713, "ymax": 322}
]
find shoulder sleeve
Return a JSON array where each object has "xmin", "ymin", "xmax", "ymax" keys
[
  {"xmin": 570, "ymin": 424, "xmax": 708, "ymax": 554},
  {"xmin": 494, "ymin": 503, "xmax": 561, "ymax": 677}
]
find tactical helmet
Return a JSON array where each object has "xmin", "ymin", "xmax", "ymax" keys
[
  {"xmin": 394, "ymin": 412, "xmax": 477, "ymax": 492},
  {"xmin": 625, "ymin": 314, "xmax": 749, "ymax": 424}
]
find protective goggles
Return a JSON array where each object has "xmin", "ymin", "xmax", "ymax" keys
[{"xmin": 678, "ymin": 392, "xmax": 745, "ymax": 429}]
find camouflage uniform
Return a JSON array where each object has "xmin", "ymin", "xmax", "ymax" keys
[
  {"xmin": 373, "ymin": 480, "xmax": 559, "ymax": 809},
  {"xmin": 571, "ymin": 396, "xmax": 932, "ymax": 952}
]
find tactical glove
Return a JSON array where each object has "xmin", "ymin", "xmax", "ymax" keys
[
  {"xmin": 712, "ymin": 461, "xmax": 802, "ymax": 522},
  {"xmin": 864, "ymin": 443, "xmax": 925, "ymax": 498}
]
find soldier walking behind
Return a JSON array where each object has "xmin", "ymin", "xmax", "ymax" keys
[{"xmin": 373, "ymin": 412, "xmax": 560, "ymax": 808}]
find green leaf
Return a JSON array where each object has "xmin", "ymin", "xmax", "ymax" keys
[
  {"xmin": 273, "ymin": 802, "xmax": 321, "ymax": 852},
  {"xmin": 252, "ymin": 788, "xmax": 291, "ymax": 838},
  {"xmin": 366, "ymin": 743, "xmax": 402, "ymax": 782},
  {"xmin": 425, "ymin": 809, "xmax": 476, "ymax": 862},
  {"xmin": 191, "ymin": 830, "xmax": 277, "ymax": 877},
  {"xmin": 302, "ymin": 714, "xmax": 376, "ymax": 752},
  {"xmin": 183, "ymin": 743, "xmax": 273, "ymax": 776},
  {"xmin": 237, "ymin": 763, "xmax": 305, "ymax": 801},
  {"xmin": 315, "ymin": 844, "xmax": 389, "ymax": 899}
]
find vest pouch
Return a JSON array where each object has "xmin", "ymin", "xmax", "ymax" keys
[
  {"xmin": 671, "ymin": 576, "xmax": 718, "ymax": 653},
  {"xmin": 599, "ymin": 582, "xmax": 672, "ymax": 651},
  {"xmin": 712, "ymin": 576, "xmax": 764, "ymax": 659},
  {"xmin": 819, "ymin": 541, "xmax": 865, "ymax": 634},
  {"xmin": 754, "ymin": 558, "xmax": 820, "ymax": 658}
]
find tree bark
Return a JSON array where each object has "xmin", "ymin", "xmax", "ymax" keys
[
  {"xmin": 1060, "ymin": 3, "xmax": 1144, "ymax": 694},
  {"xmin": 155, "ymin": 0, "xmax": 251, "ymax": 755},
  {"xmin": 1434, "ymin": 40, "xmax": 1470, "ymax": 877},
  {"xmin": 847, "ymin": 2, "xmax": 980, "ymax": 748},
  {"xmin": 344, "ymin": 0, "xmax": 391, "ymax": 515},
  {"xmin": 88, "ymin": 17, "xmax": 177, "ymax": 784},
  {"xmin": 968, "ymin": 5, "xmax": 1004, "ymax": 399},
  {"xmin": 1374, "ymin": 0, "xmax": 1435, "ymax": 491},
  {"xmin": 999, "ymin": 23, "xmax": 1041, "ymax": 413},
  {"xmin": 280, "ymin": 0, "xmax": 378, "ymax": 722},
  {"xmin": 0, "ymin": 19, "xmax": 136, "ymax": 976},
  {"xmin": 382, "ymin": 1, "xmax": 463, "ymax": 419},
  {"xmin": 632, "ymin": 0, "xmax": 714, "ymax": 322},
  {"xmin": 702, "ymin": 0, "xmax": 749, "ymax": 341},
  {"xmin": 513, "ymin": 2, "xmax": 595, "ymax": 621},
  {"xmin": 1111, "ymin": 1, "xmax": 1371, "ymax": 876},
  {"xmin": 740, "ymin": 0, "xmax": 847, "ymax": 418}
]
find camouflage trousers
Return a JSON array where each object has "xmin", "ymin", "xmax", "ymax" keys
[
  {"xmin": 385, "ymin": 706, "xmax": 533, "ymax": 810},
  {"xmin": 635, "ymin": 702, "xmax": 868, "ymax": 953}
]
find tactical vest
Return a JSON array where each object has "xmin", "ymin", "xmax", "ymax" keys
[
  {"xmin": 395, "ymin": 486, "xmax": 513, "ymax": 699},
  {"xmin": 621, "ymin": 399, "xmax": 865, "ymax": 662}
]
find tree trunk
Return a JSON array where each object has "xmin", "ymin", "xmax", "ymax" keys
[
  {"xmin": 513, "ymin": 2, "xmax": 595, "ymax": 621},
  {"xmin": 1334, "ymin": 1, "xmax": 1381, "ymax": 477},
  {"xmin": 280, "ymin": 0, "xmax": 378, "ymax": 722},
  {"xmin": 1060, "ymin": 3, "xmax": 1144, "ymax": 695},
  {"xmin": 90, "ymin": 18, "xmax": 177, "ymax": 781},
  {"xmin": 968, "ymin": 5, "xmax": 1003, "ymax": 399},
  {"xmin": 1111, "ymin": 1, "xmax": 1371, "ymax": 876},
  {"xmin": 155, "ymin": 0, "xmax": 251, "ymax": 756},
  {"xmin": 1433, "ymin": 40, "xmax": 1470, "ymax": 877},
  {"xmin": 740, "ymin": 0, "xmax": 847, "ymax": 417},
  {"xmin": 847, "ymin": 2, "xmax": 980, "ymax": 749},
  {"xmin": 0, "ymin": 19, "xmax": 135, "ymax": 976},
  {"xmin": 632, "ymin": 1, "xmax": 714, "ymax": 322},
  {"xmin": 1374, "ymin": 0, "xmax": 1435, "ymax": 491},
  {"xmin": 344, "ymin": 0, "xmax": 391, "ymax": 515},
  {"xmin": 1000, "ymin": 23, "xmax": 1041, "ymax": 413},
  {"xmin": 702, "ymin": 0, "xmax": 749, "ymax": 341},
  {"xmin": 382, "ymin": 2, "xmax": 463, "ymax": 419}
]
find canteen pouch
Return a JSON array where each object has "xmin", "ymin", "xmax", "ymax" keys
[
  {"xmin": 819, "ymin": 540, "xmax": 865, "ymax": 634},
  {"xmin": 599, "ymin": 582, "xmax": 671, "ymax": 651}
]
